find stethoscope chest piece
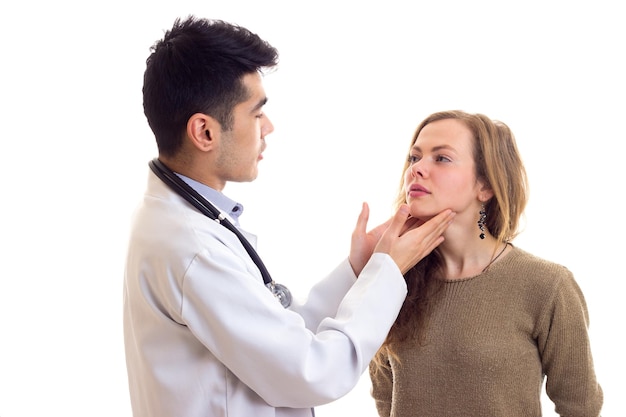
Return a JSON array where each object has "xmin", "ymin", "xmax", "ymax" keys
[{"xmin": 267, "ymin": 281, "xmax": 292, "ymax": 308}]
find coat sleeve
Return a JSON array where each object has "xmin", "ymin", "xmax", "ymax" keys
[
  {"xmin": 182, "ymin": 241, "xmax": 407, "ymax": 409},
  {"xmin": 288, "ymin": 258, "xmax": 358, "ymax": 331},
  {"xmin": 537, "ymin": 270, "xmax": 603, "ymax": 417}
]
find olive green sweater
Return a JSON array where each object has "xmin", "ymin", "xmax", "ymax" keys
[{"xmin": 369, "ymin": 246, "xmax": 603, "ymax": 417}]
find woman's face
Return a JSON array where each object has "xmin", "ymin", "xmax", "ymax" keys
[{"xmin": 403, "ymin": 118, "xmax": 488, "ymax": 220}]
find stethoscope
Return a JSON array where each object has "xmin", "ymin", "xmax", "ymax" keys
[{"xmin": 149, "ymin": 158, "xmax": 292, "ymax": 308}]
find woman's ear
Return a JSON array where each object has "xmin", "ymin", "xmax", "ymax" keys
[
  {"xmin": 478, "ymin": 181, "xmax": 494, "ymax": 203},
  {"xmin": 186, "ymin": 113, "xmax": 220, "ymax": 152}
]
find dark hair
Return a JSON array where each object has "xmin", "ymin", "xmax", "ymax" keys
[{"xmin": 142, "ymin": 16, "xmax": 279, "ymax": 157}]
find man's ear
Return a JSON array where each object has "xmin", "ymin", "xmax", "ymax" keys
[{"xmin": 186, "ymin": 113, "xmax": 221, "ymax": 152}]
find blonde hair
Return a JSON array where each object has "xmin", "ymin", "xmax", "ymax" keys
[{"xmin": 373, "ymin": 110, "xmax": 529, "ymax": 372}]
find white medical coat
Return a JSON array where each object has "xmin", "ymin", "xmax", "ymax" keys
[{"xmin": 123, "ymin": 170, "xmax": 408, "ymax": 417}]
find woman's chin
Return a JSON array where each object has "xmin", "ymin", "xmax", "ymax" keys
[{"xmin": 409, "ymin": 209, "xmax": 435, "ymax": 220}]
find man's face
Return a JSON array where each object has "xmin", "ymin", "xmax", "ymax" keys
[{"xmin": 214, "ymin": 72, "xmax": 274, "ymax": 184}]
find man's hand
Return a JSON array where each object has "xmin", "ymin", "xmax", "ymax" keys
[
  {"xmin": 349, "ymin": 203, "xmax": 455, "ymax": 276},
  {"xmin": 375, "ymin": 204, "xmax": 454, "ymax": 274},
  {"xmin": 349, "ymin": 203, "xmax": 390, "ymax": 276}
]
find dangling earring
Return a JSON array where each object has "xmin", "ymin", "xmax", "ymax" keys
[{"xmin": 478, "ymin": 204, "xmax": 487, "ymax": 239}]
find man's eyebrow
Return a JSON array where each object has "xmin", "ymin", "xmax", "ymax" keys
[{"xmin": 252, "ymin": 97, "xmax": 268, "ymax": 111}]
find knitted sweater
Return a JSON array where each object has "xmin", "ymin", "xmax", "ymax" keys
[{"xmin": 369, "ymin": 246, "xmax": 603, "ymax": 417}]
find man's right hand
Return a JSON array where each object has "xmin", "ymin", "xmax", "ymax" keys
[{"xmin": 373, "ymin": 205, "xmax": 455, "ymax": 274}]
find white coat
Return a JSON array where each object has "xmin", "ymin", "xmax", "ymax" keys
[{"xmin": 123, "ymin": 170, "xmax": 408, "ymax": 417}]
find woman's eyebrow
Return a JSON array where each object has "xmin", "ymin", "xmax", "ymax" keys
[{"xmin": 412, "ymin": 144, "xmax": 455, "ymax": 152}]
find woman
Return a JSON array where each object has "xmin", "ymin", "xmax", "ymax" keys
[{"xmin": 369, "ymin": 110, "xmax": 603, "ymax": 416}]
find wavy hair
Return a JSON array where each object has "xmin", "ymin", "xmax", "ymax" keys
[{"xmin": 373, "ymin": 110, "xmax": 529, "ymax": 372}]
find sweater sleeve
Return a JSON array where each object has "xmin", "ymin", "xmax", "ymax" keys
[
  {"xmin": 369, "ymin": 350, "xmax": 393, "ymax": 417},
  {"xmin": 536, "ymin": 270, "xmax": 603, "ymax": 417}
]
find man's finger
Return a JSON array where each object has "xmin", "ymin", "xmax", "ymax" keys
[
  {"xmin": 407, "ymin": 209, "xmax": 453, "ymax": 235},
  {"xmin": 383, "ymin": 204, "xmax": 411, "ymax": 239},
  {"xmin": 354, "ymin": 202, "xmax": 370, "ymax": 234}
]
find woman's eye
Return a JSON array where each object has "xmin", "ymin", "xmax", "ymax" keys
[
  {"xmin": 436, "ymin": 155, "xmax": 451, "ymax": 162},
  {"xmin": 407, "ymin": 155, "xmax": 420, "ymax": 164}
]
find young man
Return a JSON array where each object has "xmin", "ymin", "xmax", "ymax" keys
[{"xmin": 123, "ymin": 15, "xmax": 454, "ymax": 417}]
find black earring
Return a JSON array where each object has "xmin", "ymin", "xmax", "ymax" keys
[{"xmin": 478, "ymin": 204, "xmax": 486, "ymax": 239}]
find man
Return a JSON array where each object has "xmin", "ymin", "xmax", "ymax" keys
[{"xmin": 123, "ymin": 15, "xmax": 454, "ymax": 417}]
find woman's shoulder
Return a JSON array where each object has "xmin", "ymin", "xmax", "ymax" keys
[
  {"xmin": 499, "ymin": 246, "xmax": 588, "ymax": 318},
  {"xmin": 502, "ymin": 245, "xmax": 575, "ymax": 288},
  {"xmin": 507, "ymin": 245, "xmax": 571, "ymax": 272}
]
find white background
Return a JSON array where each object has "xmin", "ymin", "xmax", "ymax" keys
[{"xmin": 1, "ymin": 1, "xmax": 623, "ymax": 416}]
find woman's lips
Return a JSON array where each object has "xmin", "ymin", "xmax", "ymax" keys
[{"xmin": 407, "ymin": 184, "xmax": 430, "ymax": 198}]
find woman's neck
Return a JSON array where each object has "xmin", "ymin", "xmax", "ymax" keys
[{"xmin": 438, "ymin": 235, "xmax": 508, "ymax": 280}]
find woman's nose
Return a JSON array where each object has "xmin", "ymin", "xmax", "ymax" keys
[{"xmin": 410, "ymin": 160, "xmax": 426, "ymax": 177}]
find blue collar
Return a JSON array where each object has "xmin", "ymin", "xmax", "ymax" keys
[{"xmin": 174, "ymin": 174, "xmax": 244, "ymax": 225}]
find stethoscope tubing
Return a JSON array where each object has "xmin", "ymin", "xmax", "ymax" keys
[
  {"xmin": 148, "ymin": 158, "xmax": 291, "ymax": 308},
  {"xmin": 148, "ymin": 158, "xmax": 274, "ymax": 285}
]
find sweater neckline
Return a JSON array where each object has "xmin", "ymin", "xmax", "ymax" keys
[{"xmin": 439, "ymin": 244, "xmax": 518, "ymax": 283}]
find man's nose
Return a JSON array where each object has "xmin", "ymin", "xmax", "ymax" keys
[{"xmin": 262, "ymin": 115, "xmax": 274, "ymax": 137}]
